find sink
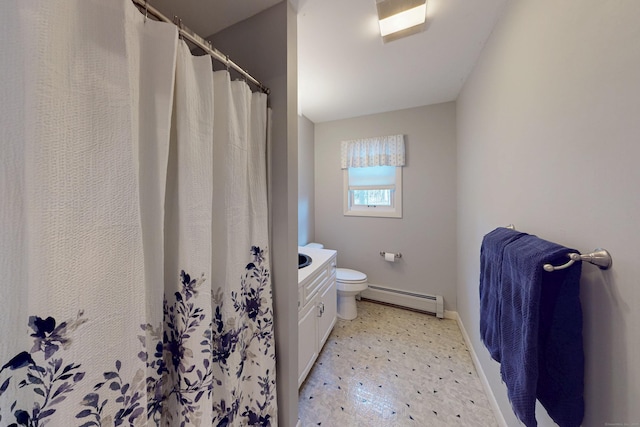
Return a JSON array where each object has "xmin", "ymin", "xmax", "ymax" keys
[{"xmin": 298, "ymin": 253, "xmax": 312, "ymax": 269}]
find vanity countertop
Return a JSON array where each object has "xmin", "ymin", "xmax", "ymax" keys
[{"xmin": 297, "ymin": 246, "xmax": 337, "ymax": 285}]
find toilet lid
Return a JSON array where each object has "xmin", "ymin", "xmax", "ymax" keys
[{"xmin": 336, "ymin": 268, "xmax": 367, "ymax": 283}]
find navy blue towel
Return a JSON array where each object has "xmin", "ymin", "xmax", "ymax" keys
[
  {"xmin": 500, "ymin": 234, "xmax": 584, "ymax": 427},
  {"xmin": 479, "ymin": 227, "xmax": 526, "ymax": 362}
]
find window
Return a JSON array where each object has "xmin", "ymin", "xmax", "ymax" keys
[
  {"xmin": 340, "ymin": 134, "xmax": 405, "ymax": 218},
  {"xmin": 343, "ymin": 165, "xmax": 402, "ymax": 218}
]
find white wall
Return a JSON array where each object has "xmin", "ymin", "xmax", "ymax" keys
[
  {"xmin": 298, "ymin": 114, "xmax": 315, "ymax": 245},
  {"xmin": 210, "ymin": 3, "xmax": 299, "ymax": 426},
  {"xmin": 457, "ymin": 0, "xmax": 640, "ymax": 425},
  {"xmin": 315, "ymin": 103, "xmax": 458, "ymax": 310}
]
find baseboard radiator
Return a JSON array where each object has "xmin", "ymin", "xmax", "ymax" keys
[{"xmin": 360, "ymin": 285, "xmax": 444, "ymax": 318}]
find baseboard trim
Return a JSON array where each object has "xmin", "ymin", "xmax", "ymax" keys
[
  {"xmin": 452, "ymin": 311, "xmax": 508, "ymax": 427},
  {"xmin": 444, "ymin": 310, "xmax": 458, "ymax": 320}
]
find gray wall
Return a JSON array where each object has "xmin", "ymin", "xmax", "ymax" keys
[
  {"xmin": 298, "ymin": 114, "xmax": 315, "ymax": 245},
  {"xmin": 457, "ymin": 0, "xmax": 640, "ymax": 425},
  {"xmin": 314, "ymin": 103, "xmax": 458, "ymax": 310},
  {"xmin": 209, "ymin": 3, "xmax": 299, "ymax": 426}
]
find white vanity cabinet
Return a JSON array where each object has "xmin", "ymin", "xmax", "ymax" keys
[{"xmin": 297, "ymin": 248, "xmax": 337, "ymax": 388}]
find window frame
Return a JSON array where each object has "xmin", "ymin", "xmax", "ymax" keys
[{"xmin": 343, "ymin": 167, "xmax": 403, "ymax": 218}]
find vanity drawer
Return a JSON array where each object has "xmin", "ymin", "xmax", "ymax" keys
[{"xmin": 304, "ymin": 264, "xmax": 329, "ymax": 305}]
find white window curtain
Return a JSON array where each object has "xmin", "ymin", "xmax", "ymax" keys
[{"xmin": 340, "ymin": 134, "xmax": 405, "ymax": 168}]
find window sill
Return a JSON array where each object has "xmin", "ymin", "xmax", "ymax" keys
[{"xmin": 343, "ymin": 209, "xmax": 402, "ymax": 218}]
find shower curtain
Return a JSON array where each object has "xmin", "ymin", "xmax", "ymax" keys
[{"xmin": 0, "ymin": 1, "xmax": 277, "ymax": 426}]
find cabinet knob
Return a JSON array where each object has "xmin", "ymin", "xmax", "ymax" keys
[{"xmin": 317, "ymin": 302, "xmax": 325, "ymax": 317}]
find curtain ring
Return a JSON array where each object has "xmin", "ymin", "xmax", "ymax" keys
[
  {"xmin": 174, "ymin": 17, "xmax": 184, "ymax": 40},
  {"xmin": 144, "ymin": 0, "xmax": 148, "ymax": 23},
  {"xmin": 226, "ymin": 55, "xmax": 230, "ymax": 72}
]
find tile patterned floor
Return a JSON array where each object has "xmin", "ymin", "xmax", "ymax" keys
[{"xmin": 298, "ymin": 300, "xmax": 498, "ymax": 426}]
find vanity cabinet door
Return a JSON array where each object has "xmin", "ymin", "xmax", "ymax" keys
[
  {"xmin": 298, "ymin": 298, "xmax": 318, "ymax": 388},
  {"xmin": 317, "ymin": 279, "xmax": 336, "ymax": 349}
]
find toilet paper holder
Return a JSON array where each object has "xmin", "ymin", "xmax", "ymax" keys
[{"xmin": 380, "ymin": 251, "xmax": 402, "ymax": 259}]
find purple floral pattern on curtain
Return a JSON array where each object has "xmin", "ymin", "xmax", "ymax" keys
[{"xmin": 0, "ymin": 246, "xmax": 275, "ymax": 427}]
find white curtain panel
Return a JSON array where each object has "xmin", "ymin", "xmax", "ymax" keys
[
  {"xmin": 159, "ymin": 41, "xmax": 215, "ymax": 425},
  {"xmin": 211, "ymin": 71, "xmax": 277, "ymax": 425},
  {"xmin": 0, "ymin": 1, "xmax": 276, "ymax": 426},
  {"xmin": 1, "ymin": 0, "xmax": 176, "ymax": 425}
]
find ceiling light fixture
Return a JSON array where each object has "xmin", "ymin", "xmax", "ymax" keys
[{"xmin": 376, "ymin": 0, "xmax": 427, "ymax": 43}]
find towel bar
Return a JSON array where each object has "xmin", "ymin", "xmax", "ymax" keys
[
  {"xmin": 543, "ymin": 249, "xmax": 612, "ymax": 272},
  {"xmin": 504, "ymin": 225, "xmax": 612, "ymax": 272}
]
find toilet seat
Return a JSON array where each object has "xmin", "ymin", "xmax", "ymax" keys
[
  {"xmin": 336, "ymin": 268, "xmax": 367, "ymax": 284},
  {"xmin": 337, "ymin": 280, "xmax": 368, "ymax": 293}
]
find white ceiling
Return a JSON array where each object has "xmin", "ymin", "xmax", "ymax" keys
[
  {"xmin": 298, "ymin": 0, "xmax": 507, "ymax": 123},
  {"xmin": 146, "ymin": 0, "xmax": 508, "ymax": 123}
]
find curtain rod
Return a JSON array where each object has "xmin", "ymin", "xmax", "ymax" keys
[{"xmin": 131, "ymin": 0, "xmax": 270, "ymax": 95}]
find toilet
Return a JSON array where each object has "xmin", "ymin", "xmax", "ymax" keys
[
  {"xmin": 304, "ymin": 243, "xmax": 368, "ymax": 320},
  {"xmin": 336, "ymin": 268, "xmax": 368, "ymax": 320}
]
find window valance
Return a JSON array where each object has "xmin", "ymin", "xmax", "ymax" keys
[{"xmin": 340, "ymin": 134, "xmax": 405, "ymax": 169}]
